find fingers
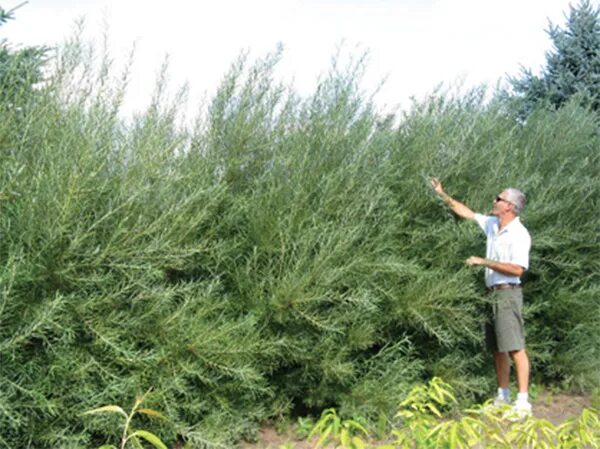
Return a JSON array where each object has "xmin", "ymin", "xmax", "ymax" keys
[
  {"xmin": 466, "ymin": 256, "xmax": 482, "ymax": 266},
  {"xmin": 431, "ymin": 178, "xmax": 444, "ymax": 196}
]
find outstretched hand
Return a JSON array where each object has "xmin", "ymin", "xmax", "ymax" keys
[{"xmin": 431, "ymin": 177, "xmax": 444, "ymax": 194}]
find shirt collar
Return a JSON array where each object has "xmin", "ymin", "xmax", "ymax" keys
[{"xmin": 498, "ymin": 216, "xmax": 521, "ymax": 234}]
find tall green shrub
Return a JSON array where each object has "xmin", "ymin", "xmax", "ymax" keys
[{"xmin": 0, "ymin": 33, "xmax": 598, "ymax": 448}]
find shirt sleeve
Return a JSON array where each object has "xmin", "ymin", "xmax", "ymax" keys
[{"xmin": 473, "ymin": 213, "xmax": 492, "ymax": 234}]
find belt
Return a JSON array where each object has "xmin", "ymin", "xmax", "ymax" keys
[{"xmin": 487, "ymin": 283, "xmax": 521, "ymax": 292}]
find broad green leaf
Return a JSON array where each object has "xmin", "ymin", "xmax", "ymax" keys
[
  {"xmin": 129, "ymin": 435, "xmax": 144, "ymax": 449},
  {"xmin": 425, "ymin": 403, "xmax": 442, "ymax": 418},
  {"xmin": 340, "ymin": 428, "xmax": 350, "ymax": 447},
  {"xmin": 430, "ymin": 380, "xmax": 445, "ymax": 403},
  {"xmin": 538, "ymin": 423, "xmax": 557, "ymax": 442},
  {"xmin": 315, "ymin": 426, "xmax": 332, "ymax": 448},
  {"xmin": 82, "ymin": 405, "xmax": 128, "ymax": 419},
  {"xmin": 137, "ymin": 408, "xmax": 165, "ymax": 419},
  {"xmin": 129, "ymin": 430, "xmax": 167, "ymax": 449},
  {"xmin": 449, "ymin": 423, "xmax": 458, "ymax": 449},
  {"xmin": 332, "ymin": 418, "xmax": 341, "ymax": 436},
  {"xmin": 426, "ymin": 421, "xmax": 448, "ymax": 446},
  {"xmin": 98, "ymin": 445, "xmax": 117, "ymax": 449},
  {"xmin": 344, "ymin": 419, "xmax": 368, "ymax": 435},
  {"xmin": 351, "ymin": 436, "xmax": 366, "ymax": 449},
  {"xmin": 458, "ymin": 416, "xmax": 481, "ymax": 441},
  {"xmin": 490, "ymin": 432, "xmax": 510, "ymax": 445}
]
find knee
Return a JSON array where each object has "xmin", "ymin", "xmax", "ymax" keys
[{"xmin": 509, "ymin": 349, "xmax": 528, "ymax": 360}]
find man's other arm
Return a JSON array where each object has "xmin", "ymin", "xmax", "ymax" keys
[{"xmin": 465, "ymin": 257, "xmax": 525, "ymax": 277}]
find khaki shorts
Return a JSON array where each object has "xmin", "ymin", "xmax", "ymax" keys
[{"xmin": 485, "ymin": 288, "xmax": 525, "ymax": 352}]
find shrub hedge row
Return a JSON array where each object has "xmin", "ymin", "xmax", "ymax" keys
[{"xmin": 0, "ymin": 43, "xmax": 598, "ymax": 447}]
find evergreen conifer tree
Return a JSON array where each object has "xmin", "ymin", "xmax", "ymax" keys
[
  {"xmin": 509, "ymin": 0, "xmax": 600, "ymax": 116},
  {"xmin": 0, "ymin": 3, "xmax": 48, "ymax": 105}
]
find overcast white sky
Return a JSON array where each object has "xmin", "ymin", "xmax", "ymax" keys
[{"xmin": 1, "ymin": 0, "xmax": 593, "ymax": 118}]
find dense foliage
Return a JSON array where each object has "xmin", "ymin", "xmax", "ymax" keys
[
  {"xmin": 0, "ymin": 4, "xmax": 48, "ymax": 106},
  {"xmin": 0, "ymin": 36, "xmax": 598, "ymax": 449},
  {"xmin": 509, "ymin": 0, "xmax": 600, "ymax": 117}
]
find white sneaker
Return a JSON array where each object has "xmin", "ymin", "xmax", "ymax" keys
[{"xmin": 503, "ymin": 401, "xmax": 532, "ymax": 421}]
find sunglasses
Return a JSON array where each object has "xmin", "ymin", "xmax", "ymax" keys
[{"xmin": 495, "ymin": 196, "xmax": 512, "ymax": 205}]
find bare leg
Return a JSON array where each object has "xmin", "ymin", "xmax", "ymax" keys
[
  {"xmin": 494, "ymin": 351, "xmax": 511, "ymax": 389},
  {"xmin": 510, "ymin": 349, "xmax": 530, "ymax": 393}
]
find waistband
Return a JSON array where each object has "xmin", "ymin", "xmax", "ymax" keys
[{"xmin": 486, "ymin": 283, "xmax": 521, "ymax": 293}]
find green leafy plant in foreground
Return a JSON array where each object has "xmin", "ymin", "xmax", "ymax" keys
[
  {"xmin": 308, "ymin": 408, "xmax": 369, "ymax": 449},
  {"xmin": 391, "ymin": 377, "xmax": 600, "ymax": 448},
  {"xmin": 392, "ymin": 377, "xmax": 464, "ymax": 449},
  {"xmin": 82, "ymin": 391, "xmax": 167, "ymax": 449},
  {"xmin": 307, "ymin": 377, "xmax": 600, "ymax": 448}
]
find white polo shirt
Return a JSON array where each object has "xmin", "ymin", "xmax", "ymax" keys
[{"xmin": 473, "ymin": 214, "xmax": 531, "ymax": 288}]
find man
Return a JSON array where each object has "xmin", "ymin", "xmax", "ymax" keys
[{"xmin": 431, "ymin": 177, "xmax": 532, "ymax": 417}]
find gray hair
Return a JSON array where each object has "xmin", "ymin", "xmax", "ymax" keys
[{"xmin": 504, "ymin": 188, "xmax": 526, "ymax": 215}]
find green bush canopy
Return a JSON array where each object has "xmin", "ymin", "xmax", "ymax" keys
[{"xmin": 0, "ymin": 41, "xmax": 598, "ymax": 448}]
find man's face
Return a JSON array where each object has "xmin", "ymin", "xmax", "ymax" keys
[{"xmin": 492, "ymin": 191, "xmax": 513, "ymax": 216}]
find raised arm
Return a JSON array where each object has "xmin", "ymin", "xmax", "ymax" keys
[{"xmin": 431, "ymin": 178, "xmax": 475, "ymax": 220}]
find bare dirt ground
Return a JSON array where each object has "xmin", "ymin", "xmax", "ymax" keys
[
  {"xmin": 240, "ymin": 392, "xmax": 594, "ymax": 449},
  {"xmin": 532, "ymin": 391, "xmax": 593, "ymax": 425}
]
